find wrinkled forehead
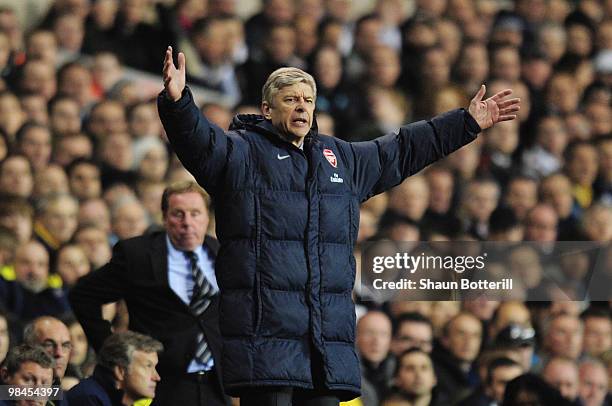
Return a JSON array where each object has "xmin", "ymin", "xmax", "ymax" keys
[{"xmin": 276, "ymin": 82, "xmax": 315, "ymax": 98}]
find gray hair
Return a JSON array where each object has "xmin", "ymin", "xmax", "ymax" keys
[
  {"xmin": 98, "ymin": 331, "xmax": 163, "ymax": 371},
  {"xmin": 262, "ymin": 67, "xmax": 317, "ymax": 106}
]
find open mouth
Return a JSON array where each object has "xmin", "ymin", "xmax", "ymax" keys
[{"xmin": 293, "ymin": 118, "xmax": 308, "ymax": 125}]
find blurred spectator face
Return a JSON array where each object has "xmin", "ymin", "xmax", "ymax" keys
[
  {"xmin": 0, "ymin": 155, "xmax": 34, "ymax": 198},
  {"xmin": 193, "ymin": 19, "xmax": 228, "ymax": 66},
  {"xmin": 50, "ymin": 98, "xmax": 81, "ymax": 137},
  {"xmin": 0, "ymin": 204, "xmax": 33, "ymax": 244},
  {"xmin": 326, "ymin": 0, "xmax": 351, "ymax": 22},
  {"xmin": 426, "ymin": 168, "xmax": 453, "ymax": 214},
  {"xmin": 367, "ymin": 46, "xmax": 400, "ymax": 87},
  {"xmin": 443, "ymin": 313, "xmax": 482, "ymax": 363},
  {"xmin": 487, "ymin": 363, "xmax": 523, "ymax": 404},
  {"xmin": 14, "ymin": 240, "xmax": 49, "ymax": 293},
  {"xmin": 536, "ymin": 116, "xmax": 568, "ymax": 157},
  {"xmin": 404, "ymin": 21, "xmax": 437, "ymax": 50},
  {"xmin": 33, "ymin": 165, "xmax": 69, "ymax": 199},
  {"xmin": 463, "ymin": 298, "xmax": 499, "ymax": 321},
  {"xmin": 567, "ymin": 143, "xmax": 598, "ymax": 187},
  {"xmin": 356, "ymin": 311, "xmax": 392, "ymax": 365},
  {"xmin": 490, "ymin": 301, "xmax": 531, "ymax": 339},
  {"xmin": 91, "ymin": 52, "xmax": 122, "ymax": 92},
  {"xmin": 392, "ymin": 321, "xmax": 433, "ymax": 355},
  {"xmin": 486, "ymin": 119, "xmax": 518, "ymax": 155},
  {"xmin": 112, "ymin": 199, "xmax": 148, "ymax": 240},
  {"xmin": 508, "ymin": 246, "xmax": 543, "ymax": 289},
  {"xmin": 201, "ymin": 104, "xmax": 232, "ymax": 131},
  {"xmin": 26, "ymin": 30, "xmax": 57, "ymax": 64},
  {"xmin": 524, "ymin": 204, "xmax": 558, "ymax": 242},
  {"xmin": 91, "ymin": 0, "xmax": 118, "ymax": 29},
  {"xmin": 31, "ymin": 317, "xmax": 72, "ymax": 380},
  {"xmin": 596, "ymin": 19, "xmax": 612, "ymax": 49},
  {"xmin": 121, "ymin": 0, "xmax": 147, "ymax": 26},
  {"xmin": 0, "ymin": 32, "xmax": 10, "ymax": 69},
  {"xmin": 56, "ymin": 244, "xmax": 90, "ymax": 286},
  {"xmin": 457, "ymin": 43, "xmax": 488, "ymax": 86},
  {"xmin": 583, "ymin": 315, "xmax": 611, "ymax": 357},
  {"xmin": 68, "ymin": 322, "xmax": 88, "ymax": 367},
  {"xmin": 53, "ymin": 13, "xmax": 84, "ymax": 53},
  {"xmin": 21, "ymin": 94, "xmax": 49, "ymax": 125},
  {"xmin": 138, "ymin": 182, "xmax": 165, "ymax": 224},
  {"xmin": 354, "ymin": 17, "xmax": 382, "ymax": 56},
  {"xmin": 579, "ymin": 362, "xmax": 608, "ymax": 406},
  {"xmin": 137, "ymin": 146, "xmax": 168, "ymax": 183},
  {"xmin": 395, "ymin": 351, "xmax": 437, "ymax": 396},
  {"xmin": 422, "ymin": 48, "xmax": 450, "ymax": 88},
  {"xmin": 74, "ymin": 226, "xmax": 111, "ymax": 268},
  {"xmin": 433, "ymin": 86, "xmax": 468, "ymax": 114},
  {"xmin": 543, "ymin": 358, "xmax": 579, "ymax": 401},
  {"xmin": 59, "ymin": 64, "xmax": 95, "ymax": 108},
  {"xmin": 0, "ymin": 92, "xmax": 26, "ymax": 137},
  {"xmin": 69, "ymin": 162, "xmax": 101, "ymax": 200},
  {"xmin": 491, "ymin": 47, "xmax": 521, "ymax": 82},
  {"xmin": 22, "ymin": 61, "xmax": 57, "ymax": 101},
  {"xmin": 78, "ymin": 198, "xmax": 111, "ymax": 232},
  {"xmin": 0, "ymin": 314, "xmax": 8, "ymax": 363},
  {"xmin": 567, "ymin": 24, "xmax": 593, "ymax": 57},
  {"xmin": 436, "ymin": 19, "xmax": 462, "ymax": 63},
  {"xmin": 294, "ymin": 16, "xmax": 318, "ymax": 58},
  {"xmin": 416, "ymin": 0, "xmax": 447, "ymax": 18},
  {"xmin": 505, "ymin": 178, "xmax": 537, "ymax": 221},
  {"xmin": 129, "ymin": 103, "xmax": 159, "ymax": 138},
  {"xmin": 545, "ymin": 315, "xmax": 583, "ymax": 360},
  {"xmin": 40, "ymin": 195, "xmax": 79, "ymax": 244},
  {"xmin": 584, "ymin": 102, "xmax": 611, "ymax": 137},
  {"xmin": 88, "ymin": 101, "xmax": 127, "ymax": 140},
  {"xmin": 100, "ymin": 132, "xmax": 133, "ymax": 171},
  {"xmin": 463, "ymin": 180, "xmax": 499, "ymax": 223},
  {"xmin": 547, "ymin": 73, "xmax": 579, "ymax": 114},
  {"xmin": 54, "ymin": 134, "xmax": 92, "ymax": 166},
  {"xmin": 521, "ymin": 57, "xmax": 552, "ymax": 91},
  {"xmin": 540, "ymin": 174, "xmax": 573, "ymax": 219},
  {"xmin": 582, "ymin": 204, "xmax": 612, "ymax": 241},
  {"xmin": 565, "ymin": 112, "xmax": 591, "ymax": 141},
  {"xmin": 599, "ymin": 139, "xmax": 612, "ymax": 181},
  {"xmin": 388, "ymin": 176, "xmax": 429, "ymax": 221},
  {"xmin": 19, "ymin": 125, "xmax": 52, "ymax": 171},
  {"xmin": 264, "ymin": 0, "xmax": 294, "ymax": 23},
  {"xmin": 266, "ymin": 25, "xmax": 296, "ymax": 64}
]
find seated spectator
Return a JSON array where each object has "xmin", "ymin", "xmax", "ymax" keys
[
  {"xmin": 23, "ymin": 316, "xmax": 72, "ymax": 391},
  {"xmin": 458, "ymin": 357, "xmax": 523, "ymax": 406},
  {"xmin": 389, "ymin": 348, "xmax": 446, "ymax": 406},
  {"xmin": 578, "ymin": 358, "xmax": 609, "ymax": 406},
  {"xmin": 391, "ymin": 312, "xmax": 434, "ymax": 356},
  {"xmin": 33, "ymin": 193, "xmax": 79, "ymax": 264},
  {"xmin": 0, "ymin": 344, "xmax": 54, "ymax": 406},
  {"xmin": 542, "ymin": 314, "xmax": 583, "ymax": 361},
  {"xmin": 0, "ymin": 195, "xmax": 34, "ymax": 244},
  {"xmin": 542, "ymin": 357, "xmax": 580, "ymax": 402},
  {"xmin": 66, "ymin": 331, "xmax": 163, "ymax": 406},
  {"xmin": 492, "ymin": 324, "xmax": 537, "ymax": 372},
  {"xmin": 431, "ymin": 312, "xmax": 482, "ymax": 403},
  {"xmin": 0, "ymin": 240, "xmax": 70, "ymax": 323},
  {"xmin": 580, "ymin": 307, "xmax": 611, "ymax": 358},
  {"xmin": 0, "ymin": 155, "xmax": 34, "ymax": 199},
  {"xmin": 502, "ymin": 373, "xmax": 574, "ymax": 406}
]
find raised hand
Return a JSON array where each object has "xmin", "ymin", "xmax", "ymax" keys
[
  {"xmin": 468, "ymin": 85, "xmax": 520, "ymax": 130},
  {"xmin": 163, "ymin": 46, "xmax": 186, "ymax": 102}
]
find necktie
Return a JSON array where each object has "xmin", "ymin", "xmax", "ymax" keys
[{"xmin": 184, "ymin": 251, "xmax": 215, "ymax": 365}]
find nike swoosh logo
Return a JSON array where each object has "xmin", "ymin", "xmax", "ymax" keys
[{"xmin": 277, "ymin": 154, "xmax": 290, "ymax": 160}]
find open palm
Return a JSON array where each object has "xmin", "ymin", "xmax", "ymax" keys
[
  {"xmin": 468, "ymin": 85, "xmax": 520, "ymax": 130},
  {"xmin": 163, "ymin": 46, "xmax": 186, "ymax": 102}
]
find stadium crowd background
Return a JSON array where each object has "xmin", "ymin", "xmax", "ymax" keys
[{"xmin": 0, "ymin": 0, "xmax": 610, "ymax": 405}]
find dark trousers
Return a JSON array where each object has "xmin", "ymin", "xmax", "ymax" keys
[
  {"xmin": 152, "ymin": 369, "xmax": 230, "ymax": 406},
  {"xmin": 240, "ymin": 387, "xmax": 340, "ymax": 406}
]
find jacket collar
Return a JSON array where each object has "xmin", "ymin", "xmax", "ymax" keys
[{"xmin": 92, "ymin": 365, "xmax": 125, "ymax": 406}]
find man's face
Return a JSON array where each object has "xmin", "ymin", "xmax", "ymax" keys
[
  {"xmin": 124, "ymin": 350, "xmax": 160, "ymax": 400},
  {"xmin": 0, "ymin": 156, "xmax": 33, "ymax": 198},
  {"xmin": 546, "ymin": 315, "xmax": 583, "ymax": 360},
  {"xmin": 396, "ymin": 352, "xmax": 437, "ymax": 396},
  {"xmin": 69, "ymin": 163, "xmax": 101, "ymax": 200},
  {"xmin": 262, "ymin": 82, "xmax": 315, "ymax": 142},
  {"xmin": 50, "ymin": 99, "xmax": 81, "ymax": 136},
  {"xmin": 35, "ymin": 319, "xmax": 72, "ymax": 380},
  {"xmin": 444, "ymin": 314, "xmax": 482, "ymax": 363},
  {"xmin": 14, "ymin": 242, "xmax": 49, "ymax": 293},
  {"xmin": 583, "ymin": 316, "xmax": 611, "ymax": 357},
  {"xmin": 163, "ymin": 192, "xmax": 208, "ymax": 251},
  {"xmin": 112, "ymin": 201, "xmax": 148, "ymax": 240},
  {"xmin": 20, "ymin": 127, "xmax": 52, "ymax": 171},
  {"xmin": 4, "ymin": 361, "xmax": 53, "ymax": 406},
  {"xmin": 392, "ymin": 322, "xmax": 433, "ymax": 355},
  {"xmin": 487, "ymin": 365, "xmax": 523, "ymax": 403},
  {"xmin": 356, "ymin": 312, "xmax": 392, "ymax": 365},
  {"xmin": 543, "ymin": 359, "xmax": 579, "ymax": 401},
  {"xmin": 579, "ymin": 363, "xmax": 608, "ymax": 406},
  {"xmin": 41, "ymin": 197, "xmax": 78, "ymax": 243}
]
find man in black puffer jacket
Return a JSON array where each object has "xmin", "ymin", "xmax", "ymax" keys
[{"xmin": 157, "ymin": 46, "xmax": 520, "ymax": 406}]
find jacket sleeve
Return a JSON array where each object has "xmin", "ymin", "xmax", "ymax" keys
[
  {"xmin": 68, "ymin": 242, "xmax": 130, "ymax": 353},
  {"xmin": 348, "ymin": 108, "xmax": 481, "ymax": 202},
  {"xmin": 157, "ymin": 87, "xmax": 230, "ymax": 194}
]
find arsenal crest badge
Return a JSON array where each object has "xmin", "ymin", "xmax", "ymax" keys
[{"xmin": 323, "ymin": 149, "xmax": 337, "ymax": 168}]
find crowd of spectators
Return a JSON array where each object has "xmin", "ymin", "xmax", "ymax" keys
[{"xmin": 0, "ymin": 0, "xmax": 610, "ymax": 405}]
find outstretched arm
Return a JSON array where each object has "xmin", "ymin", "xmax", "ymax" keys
[{"xmin": 468, "ymin": 85, "xmax": 521, "ymax": 130}]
